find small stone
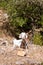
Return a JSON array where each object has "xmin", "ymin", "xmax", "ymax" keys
[
  {"xmin": 17, "ymin": 50, "xmax": 26, "ymax": 57},
  {"xmin": 16, "ymin": 61, "xmax": 24, "ymax": 65}
]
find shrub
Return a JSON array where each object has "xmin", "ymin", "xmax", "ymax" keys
[{"xmin": 33, "ymin": 32, "xmax": 43, "ymax": 45}]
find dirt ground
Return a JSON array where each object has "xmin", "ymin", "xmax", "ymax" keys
[{"xmin": 0, "ymin": 44, "xmax": 43, "ymax": 65}]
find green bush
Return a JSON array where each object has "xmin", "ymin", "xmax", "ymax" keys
[
  {"xmin": 33, "ymin": 32, "xmax": 43, "ymax": 45},
  {"xmin": 41, "ymin": 62, "xmax": 43, "ymax": 65},
  {"xmin": 0, "ymin": 0, "xmax": 43, "ymax": 30}
]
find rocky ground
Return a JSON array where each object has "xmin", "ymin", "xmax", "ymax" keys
[{"xmin": 0, "ymin": 42, "xmax": 43, "ymax": 65}]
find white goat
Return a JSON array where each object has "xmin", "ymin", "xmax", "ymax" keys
[
  {"xmin": 19, "ymin": 32, "xmax": 28, "ymax": 39},
  {"xmin": 12, "ymin": 38, "xmax": 22, "ymax": 49},
  {"xmin": 12, "ymin": 32, "xmax": 28, "ymax": 49}
]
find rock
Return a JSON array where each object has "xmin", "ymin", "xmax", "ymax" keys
[
  {"xmin": 0, "ymin": 38, "xmax": 8, "ymax": 46},
  {"xmin": 16, "ymin": 61, "xmax": 24, "ymax": 65},
  {"xmin": 17, "ymin": 50, "xmax": 26, "ymax": 57}
]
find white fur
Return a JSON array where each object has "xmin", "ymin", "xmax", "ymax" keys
[
  {"xmin": 19, "ymin": 32, "xmax": 28, "ymax": 39},
  {"xmin": 12, "ymin": 38, "xmax": 22, "ymax": 48}
]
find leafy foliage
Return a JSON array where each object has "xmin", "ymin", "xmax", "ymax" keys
[
  {"xmin": 33, "ymin": 32, "xmax": 43, "ymax": 45},
  {"xmin": 41, "ymin": 62, "xmax": 43, "ymax": 65}
]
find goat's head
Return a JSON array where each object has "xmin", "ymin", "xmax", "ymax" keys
[{"xmin": 19, "ymin": 32, "xmax": 28, "ymax": 39}]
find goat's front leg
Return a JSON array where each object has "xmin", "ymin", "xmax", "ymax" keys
[
  {"xmin": 25, "ymin": 43, "xmax": 28, "ymax": 55},
  {"xmin": 12, "ymin": 44, "xmax": 16, "ymax": 50},
  {"xmin": 25, "ymin": 43, "xmax": 28, "ymax": 49}
]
